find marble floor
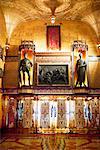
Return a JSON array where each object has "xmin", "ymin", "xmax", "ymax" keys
[{"xmin": 0, "ymin": 134, "xmax": 100, "ymax": 150}]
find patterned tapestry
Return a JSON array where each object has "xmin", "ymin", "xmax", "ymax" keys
[
  {"xmin": 23, "ymin": 98, "xmax": 32, "ymax": 128},
  {"xmin": 2, "ymin": 96, "xmax": 100, "ymax": 134},
  {"xmin": 91, "ymin": 97, "xmax": 99, "ymax": 128},
  {"xmin": 8, "ymin": 98, "xmax": 17, "ymax": 128},
  {"xmin": 75, "ymin": 98, "xmax": 84, "ymax": 129},
  {"xmin": 2, "ymin": 96, "xmax": 9, "ymax": 128},
  {"xmin": 57, "ymin": 100, "xmax": 66, "ymax": 128},
  {"xmin": 40, "ymin": 101, "xmax": 50, "ymax": 128}
]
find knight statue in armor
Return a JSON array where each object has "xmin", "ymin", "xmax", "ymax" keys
[
  {"xmin": 19, "ymin": 53, "xmax": 32, "ymax": 86},
  {"xmin": 75, "ymin": 53, "xmax": 87, "ymax": 87}
]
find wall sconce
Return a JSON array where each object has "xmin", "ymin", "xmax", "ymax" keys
[
  {"xmin": 33, "ymin": 44, "xmax": 35, "ymax": 52},
  {"xmin": 97, "ymin": 42, "xmax": 100, "ymax": 49},
  {"xmin": 5, "ymin": 38, "xmax": 10, "ymax": 50},
  {"xmin": 5, "ymin": 44, "xmax": 10, "ymax": 50},
  {"xmin": 0, "ymin": 45, "xmax": 3, "ymax": 59}
]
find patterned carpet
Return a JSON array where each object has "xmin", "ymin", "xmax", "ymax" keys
[{"xmin": 0, "ymin": 134, "xmax": 100, "ymax": 150}]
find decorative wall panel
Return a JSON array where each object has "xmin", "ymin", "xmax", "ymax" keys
[
  {"xmin": 2, "ymin": 95, "xmax": 100, "ymax": 134},
  {"xmin": 36, "ymin": 55, "xmax": 69, "ymax": 63},
  {"xmin": 3, "ymin": 62, "xmax": 18, "ymax": 88}
]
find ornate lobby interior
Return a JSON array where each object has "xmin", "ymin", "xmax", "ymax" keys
[{"xmin": 0, "ymin": 0, "xmax": 100, "ymax": 149}]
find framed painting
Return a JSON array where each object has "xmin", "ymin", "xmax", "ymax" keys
[
  {"xmin": 37, "ymin": 64, "xmax": 69, "ymax": 86},
  {"xmin": 47, "ymin": 25, "xmax": 61, "ymax": 50}
]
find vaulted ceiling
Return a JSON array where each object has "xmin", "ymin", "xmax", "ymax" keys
[{"xmin": 0, "ymin": 0, "xmax": 100, "ymax": 39}]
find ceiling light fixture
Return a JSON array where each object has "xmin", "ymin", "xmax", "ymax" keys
[{"xmin": 51, "ymin": 15, "xmax": 56, "ymax": 24}]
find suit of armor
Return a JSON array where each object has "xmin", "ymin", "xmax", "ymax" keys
[
  {"xmin": 19, "ymin": 53, "xmax": 32, "ymax": 86},
  {"xmin": 75, "ymin": 53, "xmax": 87, "ymax": 87}
]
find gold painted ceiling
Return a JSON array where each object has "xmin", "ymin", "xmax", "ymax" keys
[{"xmin": 0, "ymin": 0, "xmax": 100, "ymax": 38}]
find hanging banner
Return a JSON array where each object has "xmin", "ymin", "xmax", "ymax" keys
[{"xmin": 47, "ymin": 26, "xmax": 61, "ymax": 50}]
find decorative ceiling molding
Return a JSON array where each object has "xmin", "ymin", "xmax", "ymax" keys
[
  {"xmin": 82, "ymin": 9, "xmax": 100, "ymax": 38},
  {"xmin": 0, "ymin": 0, "xmax": 100, "ymax": 38}
]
